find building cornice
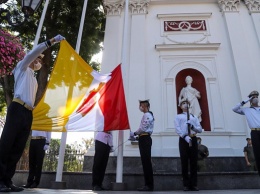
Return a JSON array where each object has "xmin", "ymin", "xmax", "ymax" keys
[{"xmin": 155, "ymin": 43, "xmax": 221, "ymax": 51}]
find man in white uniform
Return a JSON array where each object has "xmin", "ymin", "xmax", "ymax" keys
[
  {"xmin": 232, "ymin": 90, "xmax": 260, "ymax": 176},
  {"xmin": 0, "ymin": 34, "xmax": 64, "ymax": 192},
  {"xmin": 23, "ymin": 130, "xmax": 51, "ymax": 188},
  {"xmin": 175, "ymin": 98, "xmax": 202, "ymax": 191}
]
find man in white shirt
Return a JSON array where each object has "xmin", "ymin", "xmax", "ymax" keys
[
  {"xmin": 23, "ymin": 130, "xmax": 51, "ymax": 188},
  {"xmin": 130, "ymin": 99, "xmax": 155, "ymax": 191},
  {"xmin": 232, "ymin": 90, "xmax": 260, "ymax": 176},
  {"xmin": 0, "ymin": 35, "xmax": 64, "ymax": 192},
  {"xmin": 175, "ymin": 98, "xmax": 202, "ymax": 191},
  {"xmin": 92, "ymin": 131, "xmax": 113, "ymax": 191}
]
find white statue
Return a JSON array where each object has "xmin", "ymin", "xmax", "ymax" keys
[{"xmin": 178, "ymin": 76, "xmax": 202, "ymax": 122}]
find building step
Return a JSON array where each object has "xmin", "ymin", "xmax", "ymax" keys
[{"xmin": 13, "ymin": 157, "xmax": 260, "ymax": 190}]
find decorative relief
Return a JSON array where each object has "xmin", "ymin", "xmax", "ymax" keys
[
  {"xmin": 129, "ymin": 0, "xmax": 150, "ymax": 14},
  {"xmin": 103, "ymin": 0, "xmax": 124, "ymax": 16},
  {"xmin": 244, "ymin": 0, "xmax": 260, "ymax": 13},
  {"xmin": 157, "ymin": 13, "xmax": 212, "ymax": 45},
  {"xmin": 164, "ymin": 21, "xmax": 207, "ymax": 32},
  {"xmin": 218, "ymin": 0, "xmax": 240, "ymax": 12}
]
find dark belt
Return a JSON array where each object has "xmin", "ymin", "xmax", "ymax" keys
[
  {"xmin": 139, "ymin": 133, "xmax": 150, "ymax": 137},
  {"xmin": 13, "ymin": 98, "xmax": 33, "ymax": 111},
  {"xmin": 251, "ymin": 128, "xmax": 260, "ymax": 131}
]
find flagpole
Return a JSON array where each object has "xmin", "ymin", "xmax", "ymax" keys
[
  {"xmin": 76, "ymin": 0, "xmax": 88, "ymax": 53},
  {"xmin": 33, "ymin": 0, "xmax": 50, "ymax": 48},
  {"xmin": 114, "ymin": 0, "xmax": 129, "ymax": 189},
  {"xmin": 53, "ymin": 0, "xmax": 88, "ymax": 188}
]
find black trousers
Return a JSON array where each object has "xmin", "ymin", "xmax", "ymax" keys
[
  {"xmin": 251, "ymin": 130, "xmax": 260, "ymax": 176},
  {"xmin": 0, "ymin": 102, "xmax": 32, "ymax": 183},
  {"xmin": 27, "ymin": 139, "xmax": 46, "ymax": 185},
  {"xmin": 92, "ymin": 140, "xmax": 110, "ymax": 187},
  {"xmin": 138, "ymin": 135, "xmax": 154, "ymax": 188},
  {"xmin": 179, "ymin": 136, "xmax": 198, "ymax": 187}
]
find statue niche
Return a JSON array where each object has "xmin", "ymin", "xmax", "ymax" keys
[{"xmin": 178, "ymin": 75, "xmax": 202, "ymax": 122}]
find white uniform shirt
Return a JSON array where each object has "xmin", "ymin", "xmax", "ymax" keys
[
  {"xmin": 31, "ymin": 130, "xmax": 51, "ymax": 144},
  {"xmin": 95, "ymin": 131, "xmax": 113, "ymax": 148},
  {"xmin": 232, "ymin": 103, "xmax": 260, "ymax": 128},
  {"xmin": 175, "ymin": 112, "xmax": 202, "ymax": 138},
  {"xmin": 135, "ymin": 112, "xmax": 154, "ymax": 135},
  {"xmin": 12, "ymin": 42, "xmax": 49, "ymax": 107}
]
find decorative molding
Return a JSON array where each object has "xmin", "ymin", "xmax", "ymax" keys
[
  {"xmin": 155, "ymin": 43, "xmax": 221, "ymax": 51},
  {"xmin": 103, "ymin": 0, "xmax": 124, "ymax": 16},
  {"xmin": 164, "ymin": 20, "xmax": 207, "ymax": 32},
  {"xmin": 129, "ymin": 0, "xmax": 150, "ymax": 14},
  {"xmin": 244, "ymin": 0, "xmax": 260, "ymax": 13},
  {"xmin": 164, "ymin": 33, "xmax": 210, "ymax": 44},
  {"xmin": 218, "ymin": 0, "xmax": 240, "ymax": 12}
]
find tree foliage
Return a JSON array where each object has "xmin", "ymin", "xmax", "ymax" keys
[
  {"xmin": 0, "ymin": 0, "xmax": 105, "ymax": 108},
  {"xmin": 43, "ymin": 138, "xmax": 94, "ymax": 172}
]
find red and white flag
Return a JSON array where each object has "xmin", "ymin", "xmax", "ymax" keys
[{"xmin": 32, "ymin": 41, "xmax": 130, "ymax": 132}]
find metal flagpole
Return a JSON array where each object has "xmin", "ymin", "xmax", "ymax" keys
[
  {"xmin": 76, "ymin": 0, "xmax": 88, "ymax": 53},
  {"xmin": 54, "ymin": 0, "xmax": 88, "ymax": 187},
  {"xmin": 115, "ymin": 0, "xmax": 129, "ymax": 187},
  {"xmin": 33, "ymin": 0, "xmax": 50, "ymax": 48}
]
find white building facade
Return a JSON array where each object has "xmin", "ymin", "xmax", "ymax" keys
[{"xmin": 101, "ymin": 0, "xmax": 260, "ymax": 157}]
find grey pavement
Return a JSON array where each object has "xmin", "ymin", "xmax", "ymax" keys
[{"xmin": 9, "ymin": 188, "xmax": 260, "ymax": 194}]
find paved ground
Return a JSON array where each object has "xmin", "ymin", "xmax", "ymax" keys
[{"xmin": 9, "ymin": 188, "xmax": 260, "ymax": 194}]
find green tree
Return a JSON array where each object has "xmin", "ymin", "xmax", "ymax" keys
[
  {"xmin": 83, "ymin": 137, "xmax": 94, "ymax": 150},
  {"xmin": 0, "ymin": 0, "xmax": 105, "ymax": 106}
]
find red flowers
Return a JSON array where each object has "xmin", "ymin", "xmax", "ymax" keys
[{"xmin": 0, "ymin": 29, "xmax": 25, "ymax": 77}]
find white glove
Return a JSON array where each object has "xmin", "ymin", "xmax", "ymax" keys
[
  {"xmin": 110, "ymin": 146, "xmax": 114, "ymax": 152},
  {"xmin": 128, "ymin": 131, "xmax": 136, "ymax": 141},
  {"xmin": 54, "ymin": 34, "xmax": 65, "ymax": 42},
  {"xmin": 242, "ymin": 97, "xmax": 253, "ymax": 105},
  {"xmin": 184, "ymin": 136, "xmax": 191, "ymax": 144},
  {"xmin": 186, "ymin": 120, "xmax": 192, "ymax": 125},
  {"xmin": 43, "ymin": 145, "xmax": 50, "ymax": 150},
  {"xmin": 130, "ymin": 131, "xmax": 135, "ymax": 137}
]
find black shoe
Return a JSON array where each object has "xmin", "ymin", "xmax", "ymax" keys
[
  {"xmin": 183, "ymin": 186, "xmax": 190, "ymax": 191},
  {"xmin": 30, "ymin": 182, "xmax": 38, "ymax": 188},
  {"xmin": 92, "ymin": 185, "xmax": 103, "ymax": 191},
  {"xmin": 0, "ymin": 182, "xmax": 11, "ymax": 192},
  {"xmin": 22, "ymin": 183, "xmax": 33, "ymax": 188},
  {"xmin": 6, "ymin": 183, "xmax": 24, "ymax": 192},
  {"xmin": 137, "ymin": 185, "xmax": 153, "ymax": 191},
  {"xmin": 190, "ymin": 186, "xmax": 199, "ymax": 191}
]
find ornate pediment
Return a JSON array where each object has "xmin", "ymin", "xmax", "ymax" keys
[
  {"xmin": 103, "ymin": 0, "xmax": 124, "ymax": 16},
  {"xmin": 129, "ymin": 0, "xmax": 150, "ymax": 14},
  {"xmin": 218, "ymin": 0, "xmax": 240, "ymax": 12},
  {"xmin": 244, "ymin": 0, "xmax": 260, "ymax": 13}
]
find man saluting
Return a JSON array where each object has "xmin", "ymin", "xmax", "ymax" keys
[{"xmin": 233, "ymin": 91, "xmax": 260, "ymax": 176}]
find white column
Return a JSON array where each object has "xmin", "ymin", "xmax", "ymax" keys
[
  {"xmin": 103, "ymin": 0, "xmax": 126, "ymax": 186},
  {"xmin": 207, "ymin": 78, "xmax": 224, "ymax": 131},
  {"xmin": 218, "ymin": 0, "xmax": 257, "ymax": 95},
  {"xmin": 244, "ymin": 0, "xmax": 260, "ymax": 46},
  {"xmin": 128, "ymin": 0, "xmax": 150, "ymax": 126},
  {"xmin": 102, "ymin": 0, "xmax": 124, "ymax": 73},
  {"xmin": 165, "ymin": 78, "xmax": 175, "ymax": 130}
]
